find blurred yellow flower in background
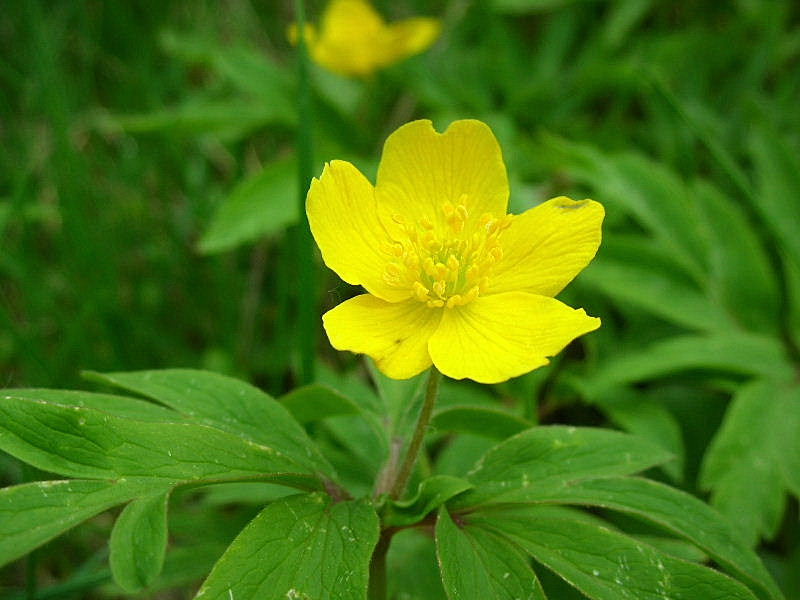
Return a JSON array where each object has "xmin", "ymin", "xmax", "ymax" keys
[
  {"xmin": 290, "ymin": 0, "xmax": 440, "ymax": 77},
  {"xmin": 307, "ymin": 120, "xmax": 603, "ymax": 383}
]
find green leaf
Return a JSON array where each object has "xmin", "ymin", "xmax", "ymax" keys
[
  {"xmin": 436, "ymin": 507, "xmax": 546, "ymax": 600},
  {"xmin": 279, "ymin": 384, "xmax": 361, "ymax": 424},
  {"xmin": 198, "ymin": 157, "xmax": 298, "ymax": 254},
  {"xmin": 455, "ymin": 426, "xmax": 672, "ymax": 507},
  {"xmin": 129, "ymin": 542, "xmax": 227, "ymax": 595},
  {"xmin": 5, "ymin": 388, "xmax": 185, "ymax": 422},
  {"xmin": 367, "ymin": 360, "xmax": 428, "ymax": 438},
  {"xmin": 195, "ymin": 493, "xmax": 379, "ymax": 600},
  {"xmin": 383, "ymin": 476, "xmax": 473, "ymax": 528},
  {"xmin": 581, "ymin": 333, "xmax": 794, "ymax": 397},
  {"xmin": 693, "ymin": 180, "xmax": 780, "ymax": 333},
  {"xmin": 0, "ymin": 479, "xmax": 153, "ymax": 568},
  {"xmin": 85, "ymin": 369, "xmax": 332, "ymax": 476},
  {"xmin": 701, "ymin": 379, "xmax": 800, "ymax": 546},
  {"xmin": 160, "ymin": 31, "xmax": 295, "ymax": 112},
  {"xmin": 432, "ymin": 406, "xmax": 530, "ymax": 440},
  {"xmin": 548, "ymin": 139, "xmax": 708, "ymax": 277},
  {"xmin": 581, "ymin": 237, "xmax": 726, "ymax": 332},
  {"xmin": 510, "ymin": 477, "xmax": 782, "ymax": 600},
  {"xmin": 100, "ymin": 99, "xmax": 281, "ymax": 140},
  {"xmin": 0, "ymin": 393, "xmax": 320, "ymax": 488},
  {"xmin": 632, "ymin": 536, "xmax": 707, "ymax": 564},
  {"xmin": 110, "ymin": 489, "xmax": 171, "ymax": 592},
  {"xmin": 590, "ymin": 389, "xmax": 684, "ymax": 481},
  {"xmin": 477, "ymin": 506, "xmax": 759, "ymax": 600},
  {"xmin": 387, "ymin": 529, "xmax": 447, "ymax": 600},
  {"xmin": 491, "ymin": 0, "xmax": 594, "ymax": 14},
  {"xmin": 750, "ymin": 127, "xmax": 800, "ymax": 268}
]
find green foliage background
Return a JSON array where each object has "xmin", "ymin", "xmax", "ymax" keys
[{"xmin": 1, "ymin": 0, "xmax": 799, "ymax": 598}]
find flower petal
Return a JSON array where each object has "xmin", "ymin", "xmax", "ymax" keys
[
  {"xmin": 489, "ymin": 197, "xmax": 604, "ymax": 297},
  {"xmin": 376, "ymin": 120, "xmax": 509, "ymax": 235},
  {"xmin": 307, "ymin": 160, "xmax": 408, "ymax": 302},
  {"xmin": 323, "ymin": 295, "xmax": 442, "ymax": 379},
  {"xmin": 312, "ymin": 0, "xmax": 386, "ymax": 76},
  {"xmin": 320, "ymin": 0, "xmax": 385, "ymax": 35},
  {"xmin": 428, "ymin": 292, "xmax": 600, "ymax": 383},
  {"xmin": 383, "ymin": 18, "xmax": 440, "ymax": 65}
]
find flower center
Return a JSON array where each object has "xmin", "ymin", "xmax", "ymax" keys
[{"xmin": 382, "ymin": 197, "xmax": 512, "ymax": 308}]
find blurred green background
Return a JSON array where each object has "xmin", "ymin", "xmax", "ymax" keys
[{"xmin": 2, "ymin": 0, "xmax": 800, "ymax": 598}]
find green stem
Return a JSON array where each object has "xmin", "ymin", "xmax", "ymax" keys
[
  {"xmin": 367, "ymin": 532, "xmax": 391, "ymax": 600},
  {"xmin": 389, "ymin": 368, "xmax": 441, "ymax": 500},
  {"xmin": 294, "ymin": 0, "xmax": 316, "ymax": 385}
]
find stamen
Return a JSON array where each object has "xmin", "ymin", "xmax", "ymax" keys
[
  {"xmin": 413, "ymin": 282, "xmax": 430, "ymax": 302},
  {"xmin": 383, "ymin": 200, "xmax": 510, "ymax": 308}
]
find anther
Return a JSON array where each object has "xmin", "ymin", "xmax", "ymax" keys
[
  {"xmin": 463, "ymin": 286, "xmax": 480, "ymax": 303},
  {"xmin": 446, "ymin": 294, "xmax": 463, "ymax": 308},
  {"xmin": 435, "ymin": 263, "xmax": 449, "ymax": 280},
  {"xmin": 423, "ymin": 257, "xmax": 438, "ymax": 277}
]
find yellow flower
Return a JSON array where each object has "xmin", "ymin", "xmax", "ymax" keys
[
  {"xmin": 290, "ymin": 0, "xmax": 440, "ymax": 77},
  {"xmin": 307, "ymin": 120, "xmax": 603, "ymax": 383}
]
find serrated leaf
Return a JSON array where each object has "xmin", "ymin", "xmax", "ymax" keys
[
  {"xmin": 476, "ymin": 506, "xmax": 759, "ymax": 600},
  {"xmin": 454, "ymin": 426, "xmax": 672, "ymax": 507},
  {"xmin": 198, "ymin": 157, "xmax": 298, "ymax": 254},
  {"xmin": 436, "ymin": 507, "xmax": 546, "ymax": 600},
  {"xmin": 432, "ymin": 406, "xmax": 530, "ymax": 440},
  {"xmin": 195, "ymin": 493, "xmax": 379, "ymax": 600},
  {"xmin": 383, "ymin": 476, "xmax": 472, "ymax": 528},
  {"xmin": 0, "ymin": 394, "xmax": 320, "ymax": 488},
  {"xmin": 110, "ymin": 489, "xmax": 171, "ymax": 592},
  {"xmin": 85, "ymin": 369, "xmax": 332, "ymax": 476},
  {"xmin": 279, "ymin": 384, "xmax": 361, "ymax": 424},
  {"xmin": 0, "ymin": 479, "xmax": 153, "ymax": 568},
  {"xmin": 509, "ymin": 476, "xmax": 782, "ymax": 600},
  {"xmin": 701, "ymin": 379, "xmax": 800, "ymax": 546},
  {"xmin": 581, "ymin": 333, "xmax": 794, "ymax": 397}
]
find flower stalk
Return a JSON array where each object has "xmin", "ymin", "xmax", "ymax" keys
[
  {"xmin": 389, "ymin": 368, "xmax": 441, "ymax": 500},
  {"xmin": 294, "ymin": 0, "xmax": 316, "ymax": 384}
]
